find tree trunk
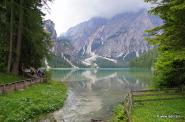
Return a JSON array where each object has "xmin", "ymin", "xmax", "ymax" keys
[
  {"xmin": 7, "ymin": 0, "xmax": 14, "ymax": 73},
  {"xmin": 12, "ymin": 0, "xmax": 23, "ymax": 75}
]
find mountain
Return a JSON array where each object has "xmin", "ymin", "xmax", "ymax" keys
[
  {"xmin": 44, "ymin": 20, "xmax": 77, "ymax": 68},
  {"xmin": 44, "ymin": 20, "xmax": 58, "ymax": 53},
  {"xmin": 46, "ymin": 9, "xmax": 162, "ymax": 68},
  {"xmin": 44, "ymin": 20, "xmax": 57, "ymax": 41}
]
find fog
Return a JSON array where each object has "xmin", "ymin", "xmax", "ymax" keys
[{"xmin": 44, "ymin": 0, "xmax": 149, "ymax": 35}]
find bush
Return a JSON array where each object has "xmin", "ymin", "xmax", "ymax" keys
[
  {"xmin": 44, "ymin": 70, "xmax": 52, "ymax": 82},
  {"xmin": 111, "ymin": 104, "xmax": 127, "ymax": 122}
]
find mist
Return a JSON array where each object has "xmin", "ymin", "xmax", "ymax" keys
[{"xmin": 44, "ymin": 0, "xmax": 149, "ymax": 35}]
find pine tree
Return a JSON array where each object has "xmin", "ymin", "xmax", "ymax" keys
[
  {"xmin": 0, "ymin": 0, "xmax": 53, "ymax": 74},
  {"xmin": 0, "ymin": 0, "xmax": 9, "ymax": 71},
  {"xmin": 7, "ymin": 0, "xmax": 14, "ymax": 73},
  {"xmin": 145, "ymin": 0, "xmax": 185, "ymax": 87},
  {"xmin": 12, "ymin": 0, "xmax": 24, "ymax": 75}
]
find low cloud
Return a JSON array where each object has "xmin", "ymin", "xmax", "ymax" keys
[{"xmin": 44, "ymin": 0, "xmax": 149, "ymax": 35}]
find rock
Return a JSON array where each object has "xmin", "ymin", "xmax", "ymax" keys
[
  {"xmin": 44, "ymin": 9, "xmax": 163, "ymax": 67},
  {"xmin": 44, "ymin": 20, "xmax": 57, "ymax": 41}
]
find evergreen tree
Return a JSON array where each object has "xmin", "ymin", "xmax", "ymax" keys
[
  {"xmin": 0, "ymin": 0, "xmax": 9, "ymax": 71},
  {"xmin": 0, "ymin": 0, "xmax": 53, "ymax": 74},
  {"xmin": 129, "ymin": 49, "xmax": 158, "ymax": 69},
  {"xmin": 7, "ymin": 0, "xmax": 14, "ymax": 73},
  {"xmin": 145, "ymin": 0, "xmax": 185, "ymax": 87}
]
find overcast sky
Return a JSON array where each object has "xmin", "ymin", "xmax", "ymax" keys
[{"xmin": 43, "ymin": 0, "xmax": 149, "ymax": 35}]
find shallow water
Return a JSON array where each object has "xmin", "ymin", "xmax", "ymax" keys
[{"xmin": 38, "ymin": 68, "xmax": 153, "ymax": 122}]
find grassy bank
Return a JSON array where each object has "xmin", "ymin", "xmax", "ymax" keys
[
  {"xmin": 132, "ymin": 91, "xmax": 185, "ymax": 122},
  {"xmin": 0, "ymin": 81, "xmax": 67, "ymax": 122},
  {"xmin": 0, "ymin": 72, "xmax": 23, "ymax": 84},
  {"xmin": 111, "ymin": 90, "xmax": 185, "ymax": 122}
]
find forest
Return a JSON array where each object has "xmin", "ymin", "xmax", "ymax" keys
[{"xmin": 0, "ymin": 0, "xmax": 52, "ymax": 75}]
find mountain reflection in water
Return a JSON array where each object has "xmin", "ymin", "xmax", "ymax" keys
[{"xmin": 39, "ymin": 68, "xmax": 152, "ymax": 122}]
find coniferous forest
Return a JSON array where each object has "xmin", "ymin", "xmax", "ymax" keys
[{"xmin": 0, "ymin": 0, "xmax": 52, "ymax": 74}]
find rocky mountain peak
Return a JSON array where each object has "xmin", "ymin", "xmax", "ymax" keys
[
  {"xmin": 44, "ymin": 20, "xmax": 57, "ymax": 41},
  {"xmin": 45, "ymin": 9, "xmax": 162, "ymax": 68}
]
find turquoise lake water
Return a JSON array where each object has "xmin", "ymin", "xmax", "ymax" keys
[{"xmin": 38, "ymin": 68, "xmax": 153, "ymax": 122}]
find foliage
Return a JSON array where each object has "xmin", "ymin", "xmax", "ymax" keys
[
  {"xmin": 145, "ymin": 0, "xmax": 185, "ymax": 87},
  {"xmin": 0, "ymin": 0, "xmax": 53, "ymax": 74},
  {"xmin": 129, "ymin": 49, "xmax": 158, "ymax": 69},
  {"xmin": 96, "ymin": 58, "xmax": 128, "ymax": 68},
  {"xmin": 0, "ymin": 1, "xmax": 8, "ymax": 72},
  {"xmin": 111, "ymin": 104, "xmax": 127, "ymax": 122},
  {"xmin": 0, "ymin": 81, "xmax": 67, "ymax": 122},
  {"xmin": 48, "ymin": 54, "xmax": 72, "ymax": 68},
  {"xmin": 44, "ymin": 70, "xmax": 52, "ymax": 82}
]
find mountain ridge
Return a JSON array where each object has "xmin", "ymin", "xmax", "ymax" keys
[{"xmin": 44, "ymin": 9, "xmax": 162, "ymax": 68}]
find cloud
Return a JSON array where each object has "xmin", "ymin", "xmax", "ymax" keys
[{"xmin": 44, "ymin": 0, "xmax": 149, "ymax": 35}]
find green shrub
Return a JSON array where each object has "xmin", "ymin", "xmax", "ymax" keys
[
  {"xmin": 44, "ymin": 70, "xmax": 52, "ymax": 82},
  {"xmin": 111, "ymin": 104, "xmax": 127, "ymax": 122}
]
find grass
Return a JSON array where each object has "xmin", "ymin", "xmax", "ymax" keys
[
  {"xmin": 0, "ymin": 81, "xmax": 67, "ymax": 122},
  {"xmin": 132, "ymin": 91, "xmax": 185, "ymax": 122},
  {"xmin": 111, "ymin": 90, "xmax": 185, "ymax": 122},
  {"xmin": 0, "ymin": 72, "xmax": 23, "ymax": 84}
]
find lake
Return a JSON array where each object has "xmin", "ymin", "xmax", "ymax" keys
[{"xmin": 38, "ymin": 68, "xmax": 153, "ymax": 122}]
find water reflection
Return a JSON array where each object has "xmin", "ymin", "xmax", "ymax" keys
[{"xmin": 39, "ymin": 69, "xmax": 152, "ymax": 122}]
